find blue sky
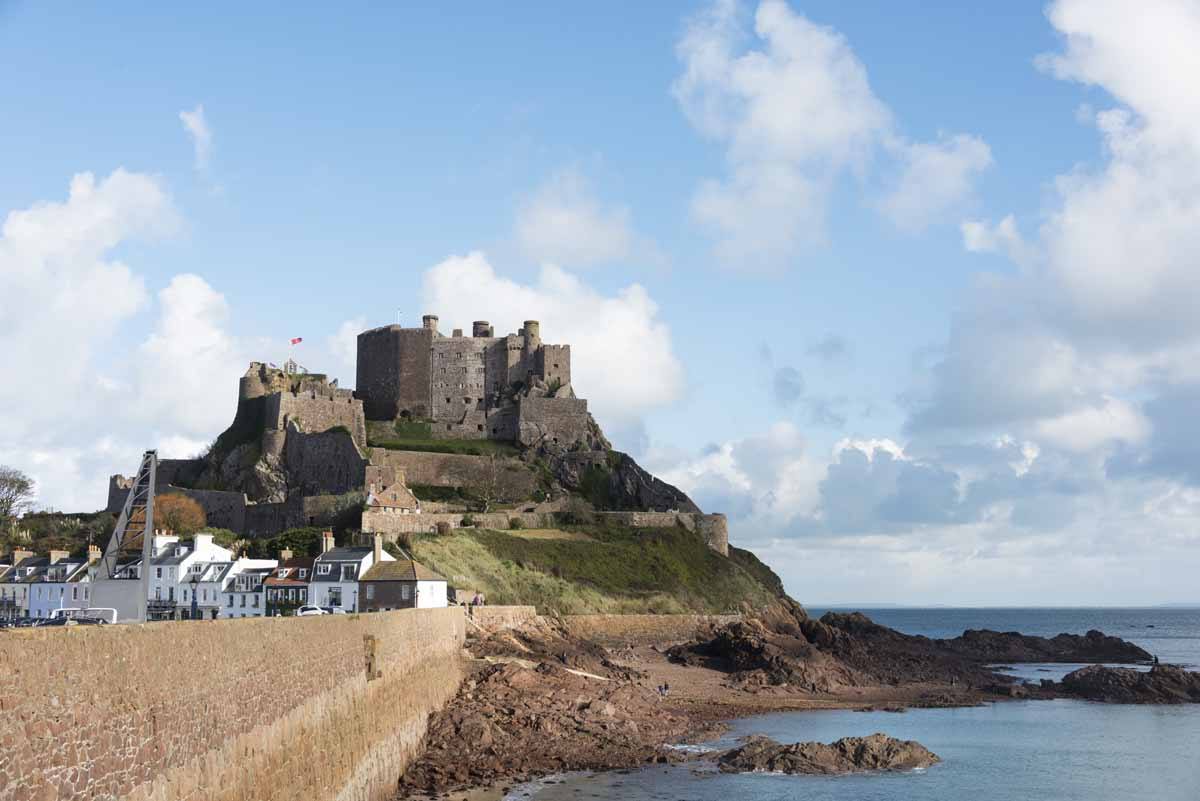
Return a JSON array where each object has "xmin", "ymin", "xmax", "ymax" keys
[{"xmin": 4, "ymin": 0, "xmax": 1199, "ymax": 605}]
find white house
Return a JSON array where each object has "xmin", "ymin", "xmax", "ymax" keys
[
  {"xmin": 145, "ymin": 533, "xmax": 236, "ymax": 621},
  {"xmin": 179, "ymin": 561, "xmax": 234, "ymax": 620},
  {"xmin": 359, "ymin": 557, "xmax": 448, "ymax": 611},
  {"xmin": 27, "ymin": 552, "xmax": 95, "ymax": 620},
  {"xmin": 218, "ymin": 559, "xmax": 277, "ymax": 618},
  {"xmin": 0, "ymin": 550, "xmax": 37, "ymax": 620},
  {"xmin": 309, "ymin": 532, "xmax": 394, "ymax": 612}
]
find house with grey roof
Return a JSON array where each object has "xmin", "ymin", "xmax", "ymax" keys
[
  {"xmin": 360, "ymin": 556, "xmax": 448, "ymax": 611},
  {"xmin": 309, "ymin": 531, "xmax": 394, "ymax": 612}
]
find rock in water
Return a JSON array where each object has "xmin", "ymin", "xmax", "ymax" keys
[
  {"xmin": 1061, "ymin": 665, "xmax": 1200, "ymax": 704},
  {"xmin": 716, "ymin": 733, "xmax": 940, "ymax": 775}
]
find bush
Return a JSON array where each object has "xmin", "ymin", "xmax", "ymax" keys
[
  {"xmin": 461, "ymin": 514, "xmax": 476, "ymax": 528},
  {"xmin": 509, "ymin": 517, "xmax": 524, "ymax": 530},
  {"xmin": 155, "ymin": 494, "xmax": 207, "ymax": 536},
  {"xmin": 436, "ymin": 521, "xmax": 452, "ymax": 537}
]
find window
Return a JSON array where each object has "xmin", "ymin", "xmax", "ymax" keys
[
  {"xmin": 299, "ymin": 569, "xmax": 307, "ymax": 579},
  {"xmin": 365, "ymin": 585, "xmax": 375, "ymax": 600},
  {"xmin": 72, "ymin": 587, "xmax": 78, "ymax": 600},
  {"xmin": 156, "ymin": 567, "xmax": 162, "ymax": 579},
  {"xmin": 154, "ymin": 588, "xmax": 161, "ymax": 601},
  {"xmin": 227, "ymin": 594, "xmax": 233, "ymax": 605},
  {"xmin": 401, "ymin": 585, "xmax": 411, "ymax": 601},
  {"xmin": 317, "ymin": 564, "xmax": 331, "ymax": 575},
  {"xmin": 341, "ymin": 564, "xmax": 356, "ymax": 580},
  {"xmin": 183, "ymin": 590, "xmax": 189, "ymax": 602},
  {"xmin": 445, "ymin": 397, "xmax": 451, "ymax": 404},
  {"xmin": 477, "ymin": 425, "xmax": 484, "ymax": 431},
  {"xmin": 240, "ymin": 596, "xmax": 246, "ymax": 607},
  {"xmin": 252, "ymin": 596, "xmax": 259, "ymax": 607}
]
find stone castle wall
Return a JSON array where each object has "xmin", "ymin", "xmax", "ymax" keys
[
  {"xmin": 368, "ymin": 450, "xmax": 540, "ymax": 502},
  {"xmin": 515, "ymin": 396, "xmax": 591, "ymax": 449},
  {"xmin": 356, "ymin": 326, "xmax": 433, "ymax": 420},
  {"xmin": 264, "ymin": 388, "xmax": 366, "ymax": 447},
  {"xmin": 363, "ymin": 508, "xmax": 729, "ymax": 556},
  {"xmin": 363, "ymin": 509, "xmax": 555, "ymax": 536},
  {"xmin": 0, "ymin": 608, "xmax": 466, "ymax": 801},
  {"xmin": 283, "ymin": 429, "xmax": 369, "ymax": 497}
]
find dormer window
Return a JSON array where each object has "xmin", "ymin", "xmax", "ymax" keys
[
  {"xmin": 317, "ymin": 564, "xmax": 331, "ymax": 575},
  {"xmin": 298, "ymin": 569, "xmax": 308, "ymax": 579}
]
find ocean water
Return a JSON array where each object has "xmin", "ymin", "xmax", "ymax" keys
[{"xmin": 509, "ymin": 607, "xmax": 1200, "ymax": 801}]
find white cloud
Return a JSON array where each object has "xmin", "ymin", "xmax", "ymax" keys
[
  {"xmin": 1033, "ymin": 396, "xmax": 1149, "ymax": 453},
  {"xmin": 327, "ymin": 317, "xmax": 367, "ymax": 386},
  {"xmin": 0, "ymin": 169, "xmax": 286, "ymax": 512},
  {"xmin": 673, "ymin": 0, "xmax": 990, "ymax": 268},
  {"xmin": 515, "ymin": 169, "xmax": 638, "ymax": 268},
  {"xmin": 421, "ymin": 251, "xmax": 684, "ymax": 426},
  {"xmin": 133, "ymin": 274, "xmax": 245, "ymax": 437},
  {"xmin": 925, "ymin": 0, "xmax": 1200, "ymax": 448},
  {"xmin": 880, "ymin": 134, "xmax": 992, "ymax": 232},
  {"xmin": 179, "ymin": 104, "xmax": 213, "ymax": 170}
]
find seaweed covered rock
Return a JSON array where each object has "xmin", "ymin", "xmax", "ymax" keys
[
  {"xmin": 1061, "ymin": 664, "xmax": 1200, "ymax": 704},
  {"xmin": 716, "ymin": 733, "xmax": 940, "ymax": 775}
]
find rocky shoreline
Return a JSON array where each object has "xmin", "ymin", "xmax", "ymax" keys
[{"xmin": 395, "ymin": 606, "xmax": 1193, "ymax": 799}]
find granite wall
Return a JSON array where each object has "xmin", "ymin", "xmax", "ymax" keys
[{"xmin": 0, "ymin": 608, "xmax": 466, "ymax": 801}]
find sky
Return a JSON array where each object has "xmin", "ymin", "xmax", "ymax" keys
[{"xmin": 3, "ymin": 0, "xmax": 1199, "ymax": 605}]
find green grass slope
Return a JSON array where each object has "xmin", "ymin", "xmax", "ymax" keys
[{"xmin": 410, "ymin": 523, "xmax": 781, "ymax": 615}]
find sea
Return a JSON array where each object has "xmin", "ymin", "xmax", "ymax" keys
[{"xmin": 505, "ymin": 607, "xmax": 1200, "ymax": 801}]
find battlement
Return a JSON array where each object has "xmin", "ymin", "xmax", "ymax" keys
[{"xmin": 239, "ymin": 361, "xmax": 340, "ymax": 402}]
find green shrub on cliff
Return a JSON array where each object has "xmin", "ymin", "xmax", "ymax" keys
[{"xmin": 411, "ymin": 524, "xmax": 777, "ymax": 615}]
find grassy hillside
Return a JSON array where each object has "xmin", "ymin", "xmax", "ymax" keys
[{"xmin": 410, "ymin": 523, "xmax": 780, "ymax": 614}]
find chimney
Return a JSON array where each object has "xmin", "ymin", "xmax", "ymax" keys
[
  {"xmin": 321, "ymin": 530, "xmax": 335, "ymax": 553},
  {"xmin": 422, "ymin": 314, "xmax": 439, "ymax": 333},
  {"xmin": 11, "ymin": 549, "xmax": 32, "ymax": 564},
  {"xmin": 49, "ymin": 550, "xmax": 69, "ymax": 564},
  {"xmin": 279, "ymin": 548, "xmax": 293, "ymax": 562},
  {"xmin": 472, "ymin": 320, "xmax": 490, "ymax": 338},
  {"xmin": 452, "ymin": 328, "xmax": 463, "ymax": 338},
  {"xmin": 373, "ymin": 533, "xmax": 383, "ymax": 566},
  {"xmin": 87, "ymin": 544, "xmax": 101, "ymax": 563}
]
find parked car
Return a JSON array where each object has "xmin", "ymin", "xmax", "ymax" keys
[
  {"xmin": 13, "ymin": 618, "xmax": 37, "ymax": 628},
  {"xmin": 296, "ymin": 605, "xmax": 327, "ymax": 616},
  {"xmin": 35, "ymin": 617, "xmax": 71, "ymax": 627},
  {"xmin": 322, "ymin": 606, "xmax": 348, "ymax": 615}
]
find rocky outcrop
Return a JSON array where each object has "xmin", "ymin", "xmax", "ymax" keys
[
  {"xmin": 716, "ymin": 734, "xmax": 940, "ymax": 775},
  {"xmin": 550, "ymin": 450, "xmax": 701, "ymax": 513},
  {"xmin": 667, "ymin": 617, "xmax": 865, "ymax": 692},
  {"xmin": 671, "ymin": 608, "xmax": 1159, "ymax": 695},
  {"xmin": 939, "ymin": 628, "xmax": 1152, "ymax": 664},
  {"xmin": 1060, "ymin": 665, "xmax": 1200, "ymax": 704},
  {"xmin": 399, "ymin": 660, "xmax": 695, "ymax": 795}
]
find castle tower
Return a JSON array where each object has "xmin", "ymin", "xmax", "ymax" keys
[
  {"xmin": 422, "ymin": 315, "xmax": 439, "ymax": 333},
  {"xmin": 472, "ymin": 320, "xmax": 491, "ymax": 338}
]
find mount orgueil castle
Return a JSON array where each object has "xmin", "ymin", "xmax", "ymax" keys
[{"xmin": 108, "ymin": 315, "xmax": 728, "ymax": 554}]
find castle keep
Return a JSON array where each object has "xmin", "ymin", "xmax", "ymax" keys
[{"xmin": 356, "ymin": 315, "xmax": 596, "ymax": 450}]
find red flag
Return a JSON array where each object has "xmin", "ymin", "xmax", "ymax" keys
[{"xmin": 290, "ymin": 337, "xmax": 303, "ymax": 345}]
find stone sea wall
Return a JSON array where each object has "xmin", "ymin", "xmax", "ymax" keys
[{"xmin": 0, "ymin": 608, "xmax": 465, "ymax": 801}]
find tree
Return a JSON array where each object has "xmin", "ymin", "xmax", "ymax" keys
[
  {"xmin": 154, "ymin": 493, "xmax": 207, "ymax": 536},
  {"xmin": 0, "ymin": 466, "xmax": 35, "ymax": 523}
]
